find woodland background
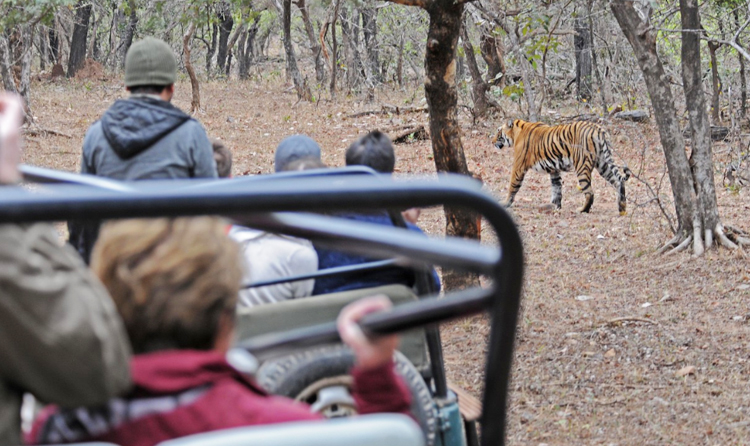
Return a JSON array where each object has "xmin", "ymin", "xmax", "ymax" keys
[{"xmin": 3, "ymin": 0, "xmax": 750, "ymax": 443}]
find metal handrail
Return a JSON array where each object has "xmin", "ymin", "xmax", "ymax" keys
[{"xmin": 0, "ymin": 173, "xmax": 523, "ymax": 446}]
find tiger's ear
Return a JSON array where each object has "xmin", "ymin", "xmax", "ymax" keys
[{"xmin": 507, "ymin": 120, "xmax": 514, "ymax": 128}]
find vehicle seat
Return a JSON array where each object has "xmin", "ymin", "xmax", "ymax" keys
[
  {"xmin": 156, "ymin": 414, "xmax": 424, "ymax": 446},
  {"xmin": 234, "ymin": 285, "xmax": 429, "ymax": 372}
]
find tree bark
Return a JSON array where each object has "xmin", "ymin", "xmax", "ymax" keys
[
  {"xmin": 424, "ymin": 1, "xmax": 480, "ymax": 290},
  {"xmin": 587, "ymin": 0, "xmax": 607, "ymax": 115},
  {"xmin": 479, "ymin": 29, "xmax": 505, "ymax": 86},
  {"xmin": 461, "ymin": 19, "xmax": 490, "ymax": 119},
  {"xmin": 238, "ymin": 21, "xmax": 258, "ymax": 80},
  {"xmin": 216, "ymin": 0, "xmax": 233, "ymax": 75},
  {"xmin": 206, "ymin": 21, "xmax": 218, "ymax": 75},
  {"xmin": 574, "ymin": 16, "xmax": 592, "ymax": 101},
  {"xmin": 118, "ymin": 0, "xmax": 138, "ymax": 68},
  {"xmin": 183, "ymin": 22, "xmax": 200, "ymax": 113},
  {"xmin": 296, "ymin": 0, "xmax": 326, "ymax": 83},
  {"xmin": 360, "ymin": 7, "xmax": 382, "ymax": 83},
  {"xmin": 735, "ymin": 9, "xmax": 747, "ymax": 119},
  {"xmin": 340, "ymin": 6, "xmax": 367, "ymax": 89},
  {"xmin": 282, "ymin": 0, "xmax": 311, "ymax": 100},
  {"xmin": 680, "ymin": 0, "xmax": 719, "ymax": 253},
  {"xmin": 68, "ymin": 0, "xmax": 92, "ymax": 78},
  {"xmin": 0, "ymin": 36, "xmax": 18, "ymax": 93},
  {"xmin": 328, "ymin": 0, "xmax": 342, "ymax": 96},
  {"xmin": 707, "ymin": 41, "xmax": 721, "ymax": 123},
  {"xmin": 225, "ymin": 21, "xmax": 247, "ymax": 78},
  {"xmin": 610, "ymin": 0, "xmax": 695, "ymax": 235},
  {"xmin": 18, "ymin": 25, "xmax": 34, "ymax": 110}
]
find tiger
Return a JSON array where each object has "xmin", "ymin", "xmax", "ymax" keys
[{"xmin": 492, "ymin": 119, "xmax": 631, "ymax": 214}]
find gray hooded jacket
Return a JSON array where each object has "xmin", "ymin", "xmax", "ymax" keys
[{"xmin": 81, "ymin": 95, "xmax": 217, "ymax": 180}]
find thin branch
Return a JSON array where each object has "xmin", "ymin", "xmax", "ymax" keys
[{"xmin": 387, "ymin": 0, "xmax": 428, "ymax": 7}]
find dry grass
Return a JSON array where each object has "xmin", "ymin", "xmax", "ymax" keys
[{"xmin": 24, "ymin": 75, "xmax": 750, "ymax": 445}]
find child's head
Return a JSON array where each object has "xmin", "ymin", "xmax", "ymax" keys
[
  {"xmin": 92, "ymin": 217, "xmax": 242, "ymax": 354},
  {"xmin": 212, "ymin": 139, "xmax": 233, "ymax": 178},
  {"xmin": 345, "ymin": 131, "xmax": 395, "ymax": 174}
]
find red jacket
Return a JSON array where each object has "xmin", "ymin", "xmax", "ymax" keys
[{"xmin": 28, "ymin": 350, "xmax": 412, "ymax": 446}]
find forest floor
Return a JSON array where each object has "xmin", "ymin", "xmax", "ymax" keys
[{"xmin": 23, "ymin": 72, "xmax": 750, "ymax": 445}]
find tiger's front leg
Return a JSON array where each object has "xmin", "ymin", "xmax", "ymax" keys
[
  {"xmin": 549, "ymin": 171, "xmax": 563, "ymax": 209},
  {"xmin": 504, "ymin": 167, "xmax": 527, "ymax": 208}
]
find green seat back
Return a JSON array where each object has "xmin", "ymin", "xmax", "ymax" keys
[{"xmin": 234, "ymin": 285, "xmax": 428, "ymax": 371}]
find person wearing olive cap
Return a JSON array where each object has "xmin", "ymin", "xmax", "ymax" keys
[{"xmin": 69, "ymin": 37, "xmax": 217, "ymax": 263}]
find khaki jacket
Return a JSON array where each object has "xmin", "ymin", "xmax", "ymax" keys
[{"xmin": 0, "ymin": 223, "xmax": 132, "ymax": 445}]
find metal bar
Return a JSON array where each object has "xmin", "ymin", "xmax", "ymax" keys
[
  {"xmin": 235, "ymin": 286, "xmax": 492, "ymax": 362},
  {"xmin": 20, "ymin": 165, "xmax": 136, "ymax": 192},
  {"xmin": 236, "ymin": 213, "xmax": 497, "ymax": 276},
  {"xmin": 243, "ymin": 259, "xmax": 400, "ymax": 289}
]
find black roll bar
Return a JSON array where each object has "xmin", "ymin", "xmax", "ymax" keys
[
  {"xmin": 243, "ymin": 259, "xmax": 400, "ymax": 289},
  {"xmin": 0, "ymin": 174, "xmax": 523, "ymax": 446}
]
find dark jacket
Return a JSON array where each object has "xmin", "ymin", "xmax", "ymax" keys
[
  {"xmin": 69, "ymin": 96, "xmax": 217, "ymax": 263},
  {"xmin": 29, "ymin": 350, "xmax": 412, "ymax": 446},
  {"xmin": 0, "ymin": 223, "xmax": 131, "ymax": 446},
  {"xmin": 312, "ymin": 212, "xmax": 441, "ymax": 295}
]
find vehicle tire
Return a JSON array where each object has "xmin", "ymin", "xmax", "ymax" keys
[{"xmin": 256, "ymin": 345, "xmax": 437, "ymax": 446}]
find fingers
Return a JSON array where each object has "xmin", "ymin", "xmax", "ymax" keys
[
  {"xmin": 337, "ymin": 294, "xmax": 391, "ymax": 345},
  {"xmin": 337, "ymin": 295, "xmax": 397, "ymax": 370}
]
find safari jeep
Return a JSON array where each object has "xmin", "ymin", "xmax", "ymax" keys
[{"xmin": 8, "ymin": 165, "xmax": 524, "ymax": 446}]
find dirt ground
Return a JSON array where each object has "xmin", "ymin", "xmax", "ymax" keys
[{"xmin": 23, "ymin": 74, "xmax": 750, "ymax": 445}]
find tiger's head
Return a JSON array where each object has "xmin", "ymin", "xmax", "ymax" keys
[{"xmin": 492, "ymin": 120, "xmax": 515, "ymax": 150}]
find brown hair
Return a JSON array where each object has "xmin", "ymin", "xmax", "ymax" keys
[
  {"xmin": 212, "ymin": 139, "xmax": 233, "ymax": 178},
  {"xmin": 282, "ymin": 157, "xmax": 328, "ymax": 172},
  {"xmin": 91, "ymin": 217, "xmax": 242, "ymax": 354}
]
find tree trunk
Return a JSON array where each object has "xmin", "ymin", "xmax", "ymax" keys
[
  {"xmin": 610, "ymin": 1, "xmax": 696, "ymax": 236},
  {"xmin": 735, "ymin": 9, "xmax": 747, "ymax": 119},
  {"xmin": 396, "ymin": 32, "xmax": 404, "ymax": 86},
  {"xmin": 574, "ymin": 16, "xmax": 592, "ymax": 101},
  {"xmin": 282, "ymin": 0, "xmax": 311, "ymax": 100},
  {"xmin": 707, "ymin": 41, "xmax": 721, "ymax": 123},
  {"xmin": 587, "ymin": 0, "xmax": 607, "ymax": 116},
  {"xmin": 328, "ymin": 0, "xmax": 342, "ymax": 96},
  {"xmin": 18, "ymin": 25, "xmax": 34, "ymax": 110},
  {"xmin": 183, "ymin": 22, "xmax": 200, "ymax": 113},
  {"xmin": 238, "ymin": 21, "xmax": 258, "ymax": 80},
  {"xmin": 216, "ymin": 0, "xmax": 233, "ymax": 75},
  {"xmin": 424, "ymin": 1, "xmax": 480, "ymax": 290},
  {"xmin": 225, "ymin": 21, "xmax": 247, "ymax": 78},
  {"xmin": 0, "ymin": 36, "xmax": 18, "ymax": 93},
  {"xmin": 49, "ymin": 27, "xmax": 60, "ymax": 64},
  {"xmin": 119, "ymin": 0, "xmax": 138, "ymax": 68},
  {"xmin": 360, "ymin": 7, "xmax": 382, "ymax": 83},
  {"xmin": 340, "ymin": 6, "xmax": 367, "ymax": 89},
  {"xmin": 68, "ymin": 0, "xmax": 92, "ymax": 78},
  {"xmin": 296, "ymin": 0, "xmax": 326, "ymax": 83},
  {"xmin": 206, "ymin": 21, "xmax": 218, "ymax": 75},
  {"xmin": 461, "ymin": 19, "xmax": 490, "ymax": 119},
  {"xmin": 681, "ymin": 0, "xmax": 720, "ymax": 253},
  {"xmin": 479, "ymin": 28, "xmax": 504, "ymax": 86}
]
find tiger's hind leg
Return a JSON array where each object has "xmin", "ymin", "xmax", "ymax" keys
[
  {"xmin": 549, "ymin": 171, "xmax": 563, "ymax": 209},
  {"xmin": 596, "ymin": 160, "xmax": 629, "ymax": 215},
  {"xmin": 575, "ymin": 165, "xmax": 594, "ymax": 213}
]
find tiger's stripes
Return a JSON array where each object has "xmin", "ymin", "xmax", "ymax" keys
[{"xmin": 492, "ymin": 119, "xmax": 631, "ymax": 214}]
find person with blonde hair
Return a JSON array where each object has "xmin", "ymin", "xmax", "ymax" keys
[{"xmin": 29, "ymin": 217, "xmax": 411, "ymax": 446}]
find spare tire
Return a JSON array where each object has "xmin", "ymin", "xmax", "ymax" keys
[{"xmin": 256, "ymin": 346, "xmax": 437, "ymax": 446}]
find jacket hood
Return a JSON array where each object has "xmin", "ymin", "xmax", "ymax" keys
[{"xmin": 100, "ymin": 96, "xmax": 191, "ymax": 159}]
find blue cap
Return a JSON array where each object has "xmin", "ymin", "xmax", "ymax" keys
[{"xmin": 274, "ymin": 135, "xmax": 322, "ymax": 172}]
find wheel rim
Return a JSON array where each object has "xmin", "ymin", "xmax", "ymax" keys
[{"xmin": 295, "ymin": 375, "xmax": 358, "ymax": 418}]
